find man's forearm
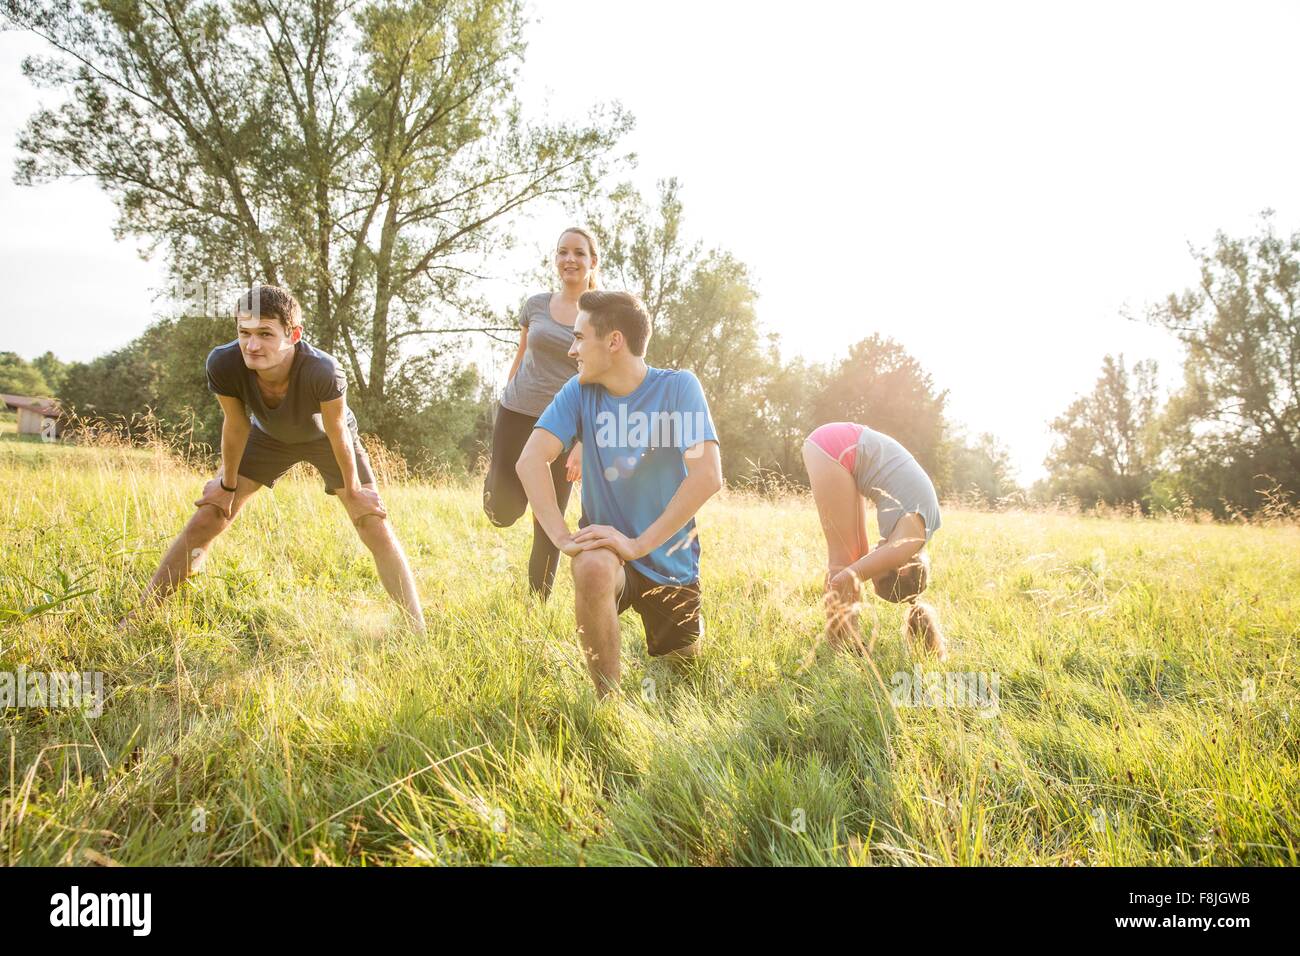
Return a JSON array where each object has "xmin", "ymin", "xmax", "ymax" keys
[
  {"xmin": 325, "ymin": 423, "xmax": 362, "ymax": 491},
  {"xmin": 220, "ymin": 417, "xmax": 251, "ymax": 485},
  {"xmin": 517, "ymin": 452, "xmax": 571, "ymax": 547},
  {"xmin": 632, "ymin": 470, "xmax": 721, "ymax": 558}
]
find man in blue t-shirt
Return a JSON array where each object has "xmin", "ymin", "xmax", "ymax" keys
[{"xmin": 517, "ymin": 290, "xmax": 724, "ymax": 697}]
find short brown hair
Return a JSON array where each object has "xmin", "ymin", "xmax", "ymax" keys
[
  {"xmin": 579, "ymin": 290, "xmax": 651, "ymax": 356},
  {"xmin": 234, "ymin": 284, "xmax": 302, "ymax": 332}
]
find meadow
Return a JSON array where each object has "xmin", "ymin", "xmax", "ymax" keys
[{"xmin": 1, "ymin": 414, "xmax": 1297, "ymax": 866}]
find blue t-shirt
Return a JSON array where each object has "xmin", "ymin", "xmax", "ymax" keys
[{"xmin": 535, "ymin": 367, "xmax": 719, "ymax": 586}]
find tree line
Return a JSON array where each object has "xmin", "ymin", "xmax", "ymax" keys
[
  {"xmin": 1042, "ymin": 217, "xmax": 1300, "ymax": 517},
  {"xmin": 3, "ymin": 1, "xmax": 1295, "ymax": 516}
]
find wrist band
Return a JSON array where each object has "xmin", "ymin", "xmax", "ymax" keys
[{"xmin": 220, "ymin": 480, "xmax": 237, "ymax": 493}]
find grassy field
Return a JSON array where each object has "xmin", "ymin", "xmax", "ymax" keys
[{"xmin": 2, "ymin": 425, "xmax": 1298, "ymax": 866}]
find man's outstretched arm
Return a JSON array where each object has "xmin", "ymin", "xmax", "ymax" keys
[
  {"xmin": 517, "ymin": 428, "xmax": 580, "ymax": 555},
  {"xmin": 217, "ymin": 394, "xmax": 251, "ymax": 478},
  {"xmin": 574, "ymin": 441, "xmax": 723, "ymax": 560},
  {"xmin": 198, "ymin": 394, "xmax": 251, "ymax": 517},
  {"xmin": 321, "ymin": 396, "xmax": 385, "ymax": 519}
]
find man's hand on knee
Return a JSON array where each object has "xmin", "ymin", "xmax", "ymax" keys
[
  {"xmin": 194, "ymin": 477, "xmax": 236, "ymax": 519},
  {"xmin": 339, "ymin": 484, "xmax": 388, "ymax": 526}
]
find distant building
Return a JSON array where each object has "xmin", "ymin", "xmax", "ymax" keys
[{"xmin": 2, "ymin": 394, "xmax": 63, "ymax": 438}]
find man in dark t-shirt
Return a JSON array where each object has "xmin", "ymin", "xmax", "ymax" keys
[{"xmin": 131, "ymin": 285, "xmax": 424, "ymax": 630}]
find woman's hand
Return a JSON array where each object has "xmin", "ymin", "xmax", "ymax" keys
[
  {"xmin": 824, "ymin": 567, "xmax": 865, "ymax": 652},
  {"xmin": 565, "ymin": 441, "xmax": 583, "ymax": 483},
  {"xmin": 826, "ymin": 567, "xmax": 862, "ymax": 609}
]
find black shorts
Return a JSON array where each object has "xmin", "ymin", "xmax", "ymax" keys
[
  {"xmin": 615, "ymin": 563, "xmax": 704, "ymax": 656},
  {"xmin": 238, "ymin": 426, "xmax": 375, "ymax": 494}
]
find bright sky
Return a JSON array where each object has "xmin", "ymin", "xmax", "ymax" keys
[{"xmin": 3, "ymin": 0, "xmax": 1299, "ymax": 482}]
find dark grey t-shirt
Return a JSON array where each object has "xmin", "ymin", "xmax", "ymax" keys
[
  {"xmin": 206, "ymin": 340, "xmax": 359, "ymax": 444},
  {"xmin": 498, "ymin": 292, "xmax": 579, "ymax": 417}
]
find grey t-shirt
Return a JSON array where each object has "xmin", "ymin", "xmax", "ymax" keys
[
  {"xmin": 852, "ymin": 425, "xmax": 942, "ymax": 541},
  {"xmin": 206, "ymin": 339, "xmax": 359, "ymax": 444},
  {"xmin": 498, "ymin": 292, "xmax": 579, "ymax": 417}
]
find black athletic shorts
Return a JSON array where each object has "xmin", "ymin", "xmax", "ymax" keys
[
  {"xmin": 238, "ymin": 426, "xmax": 375, "ymax": 494},
  {"xmin": 615, "ymin": 563, "xmax": 704, "ymax": 656}
]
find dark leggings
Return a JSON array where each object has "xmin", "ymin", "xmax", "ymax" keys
[{"xmin": 483, "ymin": 404, "xmax": 573, "ymax": 599}]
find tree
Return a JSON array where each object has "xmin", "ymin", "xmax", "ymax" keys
[
  {"xmin": 32, "ymin": 352, "xmax": 68, "ymax": 393},
  {"xmin": 813, "ymin": 334, "xmax": 950, "ymax": 484},
  {"xmin": 358, "ymin": 347, "xmax": 490, "ymax": 471},
  {"xmin": 754, "ymin": 354, "xmax": 827, "ymax": 482},
  {"xmin": 583, "ymin": 179, "xmax": 789, "ymax": 481},
  {"xmin": 1044, "ymin": 354, "xmax": 1160, "ymax": 508},
  {"xmin": 5, "ymin": 0, "xmax": 630, "ymax": 410},
  {"xmin": 0, "ymin": 352, "xmax": 52, "ymax": 396},
  {"xmin": 1148, "ymin": 215, "xmax": 1300, "ymax": 513},
  {"xmin": 58, "ymin": 338, "xmax": 161, "ymax": 426},
  {"xmin": 948, "ymin": 430, "xmax": 1019, "ymax": 504}
]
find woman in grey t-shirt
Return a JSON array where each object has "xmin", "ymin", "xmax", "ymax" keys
[
  {"xmin": 482, "ymin": 227, "xmax": 595, "ymax": 599},
  {"xmin": 803, "ymin": 421, "xmax": 947, "ymax": 659}
]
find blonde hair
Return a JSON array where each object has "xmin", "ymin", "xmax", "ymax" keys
[
  {"xmin": 904, "ymin": 602, "xmax": 946, "ymax": 659},
  {"xmin": 558, "ymin": 227, "xmax": 600, "ymax": 290},
  {"xmin": 874, "ymin": 551, "xmax": 947, "ymax": 658}
]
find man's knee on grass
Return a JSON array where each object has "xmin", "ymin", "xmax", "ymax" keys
[
  {"xmin": 353, "ymin": 513, "xmax": 395, "ymax": 552},
  {"xmin": 659, "ymin": 641, "xmax": 700, "ymax": 666},
  {"xmin": 155, "ymin": 505, "xmax": 230, "ymax": 588},
  {"xmin": 351, "ymin": 515, "xmax": 405, "ymax": 567}
]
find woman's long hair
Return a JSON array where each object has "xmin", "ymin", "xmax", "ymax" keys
[
  {"xmin": 875, "ymin": 551, "xmax": 947, "ymax": 659},
  {"xmin": 904, "ymin": 601, "xmax": 946, "ymax": 660}
]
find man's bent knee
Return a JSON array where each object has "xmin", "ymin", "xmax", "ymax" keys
[
  {"xmin": 354, "ymin": 512, "xmax": 394, "ymax": 546},
  {"xmin": 189, "ymin": 504, "xmax": 231, "ymax": 540},
  {"xmin": 660, "ymin": 641, "xmax": 700, "ymax": 662},
  {"xmin": 572, "ymin": 548, "xmax": 620, "ymax": 595}
]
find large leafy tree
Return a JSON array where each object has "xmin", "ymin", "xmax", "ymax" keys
[
  {"xmin": 949, "ymin": 430, "xmax": 1019, "ymax": 504},
  {"xmin": 1044, "ymin": 353, "xmax": 1161, "ymax": 508},
  {"xmin": 583, "ymin": 179, "xmax": 791, "ymax": 481},
  {"xmin": 813, "ymin": 334, "xmax": 950, "ymax": 484},
  {"xmin": 1149, "ymin": 216, "xmax": 1300, "ymax": 513},
  {"xmin": 4, "ymin": 0, "xmax": 630, "ymax": 409},
  {"xmin": 0, "ymin": 352, "xmax": 52, "ymax": 396}
]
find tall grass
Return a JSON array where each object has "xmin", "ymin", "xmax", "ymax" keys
[{"xmin": 1, "ymin": 431, "xmax": 1297, "ymax": 865}]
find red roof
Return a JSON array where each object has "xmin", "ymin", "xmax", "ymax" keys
[{"xmin": 2, "ymin": 394, "xmax": 61, "ymax": 417}]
